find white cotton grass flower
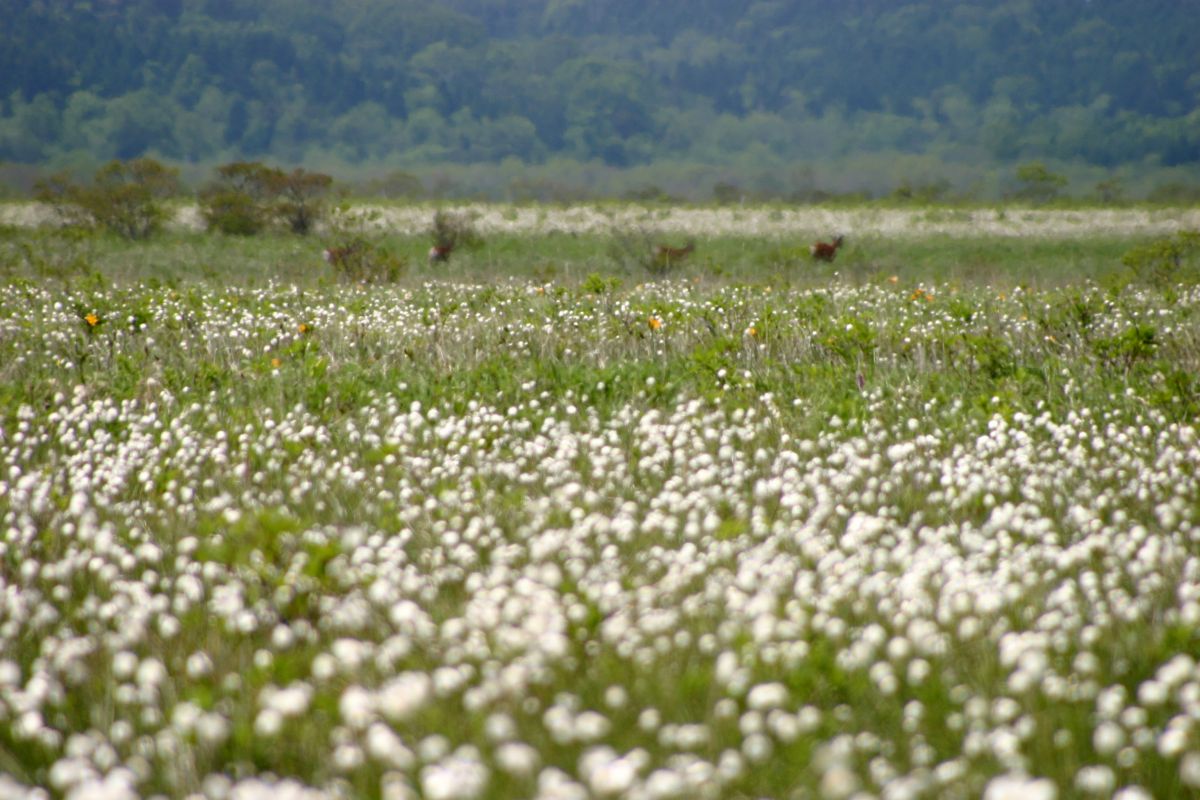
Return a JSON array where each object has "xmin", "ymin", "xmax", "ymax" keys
[
  {"xmin": 0, "ymin": 660, "xmax": 21, "ymax": 686},
  {"xmin": 573, "ymin": 710, "xmax": 611, "ymax": 742},
  {"xmin": 1112, "ymin": 787, "xmax": 1152, "ymax": 800},
  {"xmin": 1157, "ymin": 725, "xmax": 1189, "ymax": 758},
  {"xmin": 419, "ymin": 735, "xmax": 451, "ymax": 763},
  {"xmin": 746, "ymin": 682, "xmax": 789, "ymax": 711},
  {"xmin": 1181, "ymin": 752, "xmax": 1200, "ymax": 787},
  {"xmin": 253, "ymin": 708, "xmax": 283, "ymax": 738},
  {"xmin": 62, "ymin": 768, "xmax": 139, "ymax": 800},
  {"xmin": 367, "ymin": 723, "xmax": 416, "ymax": 770},
  {"xmin": 110, "ymin": 652, "xmax": 137, "ymax": 681},
  {"xmin": 0, "ymin": 775, "xmax": 48, "ymax": 800},
  {"xmin": 49, "ymin": 758, "xmax": 97, "ymax": 792},
  {"xmin": 260, "ymin": 682, "xmax": 313, "ymax": 718},
  {"xmin": 484, "ymin": 713, "xmax": 517, "ymax": 742},
  {"xmin": 339, "ymin": 685, "xmax": 375, "ymax": 729},
  {"xmin": 579, "ymin": 747, "xmax": 643, "ymax": 796},
  {"xmin": 228, "ymin": 777, "xmax": 331, "ymax": 800},
  {"xmin": 1093, "ymin": 721, "xmax": 1125, "ymax": 755},
  {"xmin": 1074, "ymin": 765, "xmax": 1116, "ymax": 795},
  {"xmin": 379, "ymin": 672, "xmax": 433, "ymax": 721},
  {"xmin": 818, "ymin": 764, "xmax": 859, "ymax": 800},
  {"xmin": 741, "ymin": 732, "xmax": 773, "ymax": 763},
  {"xmin": 642, "ymin": 768, "xmax": 687, "ymax": 799},
  {"xmin": 603, "ymin": 685, "xmax": 628, "ymax": 709},
  {"xmin": 419, "ymin": 747, "xmax": 490, "ymax": 800},
  {"xmin": 535, "ymin": 768, "xmax": 588, "ymax": 800},
  {"xmin": 334, "ymin": 743, "xmax": 366, "ymax": 772},
  {"xmin": 185, "ymin": 652, "xmax": 213, "ymax": 679},
  {"xmin": 195, "ymin": 711, "xmax": 230, "ymax": 745},
  {"xmin": 494, "ymin": 741, "xmax": 540, "ymax": 777},
  {"xmin": 983, "ymin": 773, "xmax": 1057, "ymax": 800}
]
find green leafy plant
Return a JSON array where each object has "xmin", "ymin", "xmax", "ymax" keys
[
  {"xmin": 582, "ymin": 272, "xmax": 622, "ymax": 295},
  {"xmin": 1092, "ymin": 323, "xmax": 1157, "ymax": 370},
  {"xmin": 1121, "ymin": 231, "xmax": 1200, "ymax": 286}
]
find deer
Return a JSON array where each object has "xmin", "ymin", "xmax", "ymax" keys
[
  {"xmin": 323, "ymin": 241, "xmax": 364, "ymax": 268},
  {"xmin": 652, "ymin": 239, "xmax": 695, "ymax": 267},
  {"xmin": 428, "ymin": 243, "xmax": 454, "ymax": 264},
  {"xmin": 810, "ymin": 235, "xmax": 844, "ymax": 262}
]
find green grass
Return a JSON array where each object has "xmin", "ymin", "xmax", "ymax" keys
[
  {"xmin": 0, "ymin": 214, "xmax": 1177, "ymax": 290},
  {"xmin": 1, "ymin": 208, "xmax": 1199, "ymax": 798}
]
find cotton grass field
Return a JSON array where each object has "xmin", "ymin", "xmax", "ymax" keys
[{"xmin": 1, "ymin": 206, "xmax": 1200, "ymax": 799}]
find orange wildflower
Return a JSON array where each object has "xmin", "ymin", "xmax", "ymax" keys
[
  {"xmin": 84, "ymin": 313, "xmax": 100, "ymax": 327},
  {"xmin": 648, "ymin": 316, "xmax": 663, "ymax": 331}
]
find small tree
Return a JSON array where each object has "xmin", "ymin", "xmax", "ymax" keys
[
  {"xmin": 1014, "ymin": 161, "xmax": 1068, "ymax": 204},
  {"xmin": 273, "ymin": 168, "xmax": 333, "ymax": 235}
]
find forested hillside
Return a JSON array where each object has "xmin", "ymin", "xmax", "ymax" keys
[{"xmin": 1, "ymin": 0, "xmax": 1198, "ymax": 195}]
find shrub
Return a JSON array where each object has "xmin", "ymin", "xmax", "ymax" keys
[
  {"xmin": 199, "ymin": 162, "xmax": 333, "ymax": 236},
  {"xmin": 275, "ymin": 168, "xmax": 334, "ymax": 235},
  {"xmin": 34, "ymin": 158, "xmax": 180, "ymax": 239},
  {"xmin": 199, "ymin": 161, "xmax": 278, "ymax": 235},
  {"xmin": 1121, "ymin": 230, "xmax": 1200, "ymax": 286},
  {"xmin": 323, "ymin": 239, "xmax": 407, "ymax": 284},
  {"xmin": 430, "ymin": 209, "xmax": 482, "ymax": 256}
]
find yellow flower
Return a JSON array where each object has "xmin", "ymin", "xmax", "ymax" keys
[
  {"xmin": 648, "ymin": 316, "xmax": 662, "ymax": 331},
  {"xmin": 84, "ymin": 313, "xmax": 100, "ymax": 327},
  {"xmin": 297, "ymin": 323, "xmax": 311, "ymax": 334},
  {"xmin": 746, "ymin": 326, "xmax": 757, "ymax": 337},
  {"xmin": 271, "ymin": 357, "xmax": 282, "ymax": 368}
]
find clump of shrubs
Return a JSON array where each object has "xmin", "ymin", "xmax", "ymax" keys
[
  {"xmin": 34, "ymin": 158, "xmax": 181, "ymax": 239},
  {"xmin": 199, "ymin": 161, "xmax": 333, "ymax": 236}
]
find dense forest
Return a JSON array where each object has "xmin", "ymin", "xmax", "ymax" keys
[{"xmin": 1, "ymin": 0, "xmax": 1199, "ymax": 198}]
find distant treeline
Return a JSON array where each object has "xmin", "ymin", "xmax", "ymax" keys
[{"xmin": 1, "ymin": 0, "xmax": 1198, "ymax": 197}]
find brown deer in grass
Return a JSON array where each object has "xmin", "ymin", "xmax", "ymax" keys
[
  {"xmin": 810, "ymin": 235, "xmax": 844, "ymax": 262},
  {"xmin": 652, "ymin": 239, "xmax": 695, "ymax": 268},
  {"xmin": 428, "ymin": 243, "xmax": 454, "ymax": 264},
  {"xmin": 323, "ymin": 241, "xmax": 364, "ymax": 268}
]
